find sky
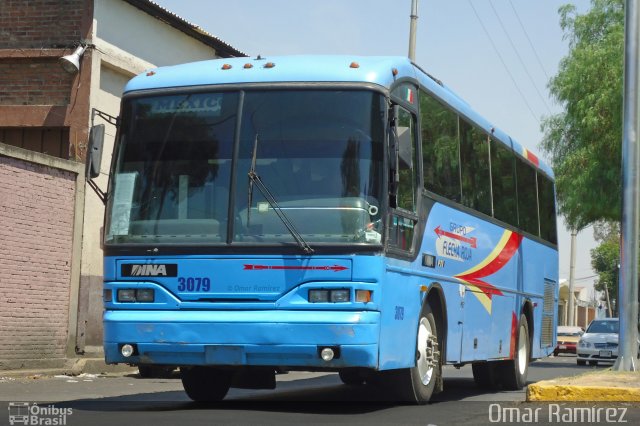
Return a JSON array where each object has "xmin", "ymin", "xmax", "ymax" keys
[{"xmin": 152, "ymin": 0, "xmax": 599, "ymax": 292}]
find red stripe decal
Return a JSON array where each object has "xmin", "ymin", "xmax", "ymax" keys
[
  {"xmin": 244, "ymin": 264, "xmax": 348, "ymax": 272},
  {"xmin": 509, "ymin": 311, "xmax": 518, "ymax": 359},
  {"xmin": 458, "ymin": 232, "xmax": 522, "ymax": 281},
  {"xmin": 527, "ymin": 151, "xmax": 540, "ymax": 167}
]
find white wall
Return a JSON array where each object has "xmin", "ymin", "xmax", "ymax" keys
[
  {"xmin": 77, "ymin": 0, "xmax": 225, "ymax": 348},
  {"xmin": 95, "ymin": 0, "xmax": 217, "ymax": 67}
]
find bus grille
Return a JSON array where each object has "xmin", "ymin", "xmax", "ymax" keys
[{"xmin": 541, "ymin": 279, "xmax": 556, "ymax": 347}]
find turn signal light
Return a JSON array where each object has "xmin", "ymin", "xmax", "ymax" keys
[{"xmin": 355, "ymin": 290, "xmax": 372, "ymax": 303}]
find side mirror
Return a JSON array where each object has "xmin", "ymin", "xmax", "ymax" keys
[{"xmin": 87, "ymin": 124, "xmax": 105, "ymax": 179}]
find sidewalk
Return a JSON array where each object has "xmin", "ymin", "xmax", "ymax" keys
[
  {"xmin": 0, "ymin": 347, "xmax": 136, "ymax": 379},
  {"xmin": 527, "ymin": 369, "xmax": 640, "ymax": 402}
]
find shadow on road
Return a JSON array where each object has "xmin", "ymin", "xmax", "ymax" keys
[{"xmin": 44, "ymin": 371, "xmax": 531, "ymax": 416}]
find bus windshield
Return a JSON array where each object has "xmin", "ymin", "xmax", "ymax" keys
[{"xmin": 105, "ymin": 89, "xmax": 385, "ymax": 246}]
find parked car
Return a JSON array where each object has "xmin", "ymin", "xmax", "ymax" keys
[
  {"xmin": 554, "ymin": 325, "xmax": 583, "ymax": 356},
  {"xmin": 577, "ymin": 318, "xmax": 620, "ymax": 366}
]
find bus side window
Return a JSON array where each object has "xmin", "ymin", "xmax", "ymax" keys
[
  {"xmin": 537, "ymin": 172, "xmax": 557, "ymax": 244},
  {"xmin": 515, "ymin": 157, "xmax": 539, "ymax": 236},
  {"xmin": 490, "ymin": 138, "xmax": 517, "ymax": 225},
  {"xmin": 460, "ymin": 120, "xmax": 492, "ymax": 216},
  {"xmin": 420, "ymin": 90, "xmax": 461, "ymax": 201},
  {"xmin": 389, "ymin": 106, "xmax": 418, "ymax": 252},
  {"xmin": 396, "ymin": 107, "xmax": 417, "ymax": 212}
]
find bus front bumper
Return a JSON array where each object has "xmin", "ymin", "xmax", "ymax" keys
[{"xmin": 104, "ymin": 310, "xmax": 380, "ymax": 368}]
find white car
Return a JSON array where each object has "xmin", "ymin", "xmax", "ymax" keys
[
  {"xmin": 576, "ymin": 318, "xmax": 640, "ymax": 366},
  {"xmin": 577, "ymin": 318, "xmax": 620, "ymax": 365}
]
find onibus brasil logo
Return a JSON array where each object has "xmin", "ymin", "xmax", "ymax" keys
[{"xmin": 8, "ymin": 402, "xmax": 72, "ymax": 425}]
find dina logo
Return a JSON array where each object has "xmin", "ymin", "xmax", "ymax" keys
[
  {"xmin": 132, "ymin": 264, "xmax": 167, "ymax": 276},
  {"xmin": 122, "ymin": 264, "xmax": 177, "ymax": 277}
]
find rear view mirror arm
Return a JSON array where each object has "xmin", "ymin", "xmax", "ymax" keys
[{"xmin": 86, "ymin": 108, "xmax": 119, "ymax": 205}]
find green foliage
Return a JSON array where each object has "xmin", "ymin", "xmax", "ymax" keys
[
  {"xmin": 590, "ymin": 221, "xmax": 620, "ymax": 309},
  {"xmin": 541, "ymin": 0, "xmax": 624, "ymax": 229}
]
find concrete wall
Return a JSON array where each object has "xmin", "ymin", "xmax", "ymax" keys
[
  {"xmin": 0, "ymin": 144, "xmax": 84, "ymax": 369},
  {"xmin": 0, "ymin": 0, "xmax": 92, "ymax": 368}
]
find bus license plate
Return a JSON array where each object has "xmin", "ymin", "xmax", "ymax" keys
[
  {"xmin": 558, "ymin": 345, "xmax": 566, "ymax": 349},
  {"xmin": 599, "ymin": 350, "xmax": 612, "ymax": 358}
]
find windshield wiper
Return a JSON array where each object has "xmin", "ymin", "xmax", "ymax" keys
[{"xmin": 247, "ymin": 134, "xmax": 314, "ymax": 254}]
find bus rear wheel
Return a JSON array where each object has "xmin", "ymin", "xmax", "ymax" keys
[
  {"xmin": 496, "ymin": 314, "xmax": 530, "ymax": 390},
  {"xmin": 180, "ymin": 366, "xmax": 232, "ymax": 402}
]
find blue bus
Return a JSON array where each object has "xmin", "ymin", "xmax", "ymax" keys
[{"xmin": 92, "ymin": 55, "xmax": 558, "ymax": 403}]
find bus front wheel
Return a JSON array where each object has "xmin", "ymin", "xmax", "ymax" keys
[
  {"xmin": 180, "ymin": 366, "xmax": 232, "ymax": 402},
  {"xmin": 385, "ymin": 304, "xmax": 441, "ymax": 404}
]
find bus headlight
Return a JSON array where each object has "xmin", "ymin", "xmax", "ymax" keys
[
  {"xmin": 136, "ymin": 289, "xmax": 155, "ymax": 302},
  {"xmin": 117, "ymin": 289, "xmax": 136, "ymax": 302},
  {"xmin": 309, "ymin": 289, "xmax": 350, "ymax": 303},
  {"xmin": 330, "ymin": 289, "xmax": 350, "ymax": 303},
  {"xmin": 116, "ymin": 288, "xmax": 155, "ymax": 302}
]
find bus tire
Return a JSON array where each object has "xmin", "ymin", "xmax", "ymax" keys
[
  {"xmin": 471, "ymin": 362, "xmax": 498, "ymax": 388},
  {"xmin": 180, "ymin": 366, "xmax": 232, "ymax": 402},
  {"xmin": 386, "ymin": 304, "xmax": 441, "ymax": 404},
  {"xmin": 339, "ymin": 369, "xmax": 366, "ymax": 386},
  {"xmin": 497, "ymin": 314, "xmax": 530, "ymax": 390}
]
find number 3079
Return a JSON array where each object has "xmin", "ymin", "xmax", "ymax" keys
[{"xmin": 177, "ymin": 277, "xmax": 211, "ymax": 292}]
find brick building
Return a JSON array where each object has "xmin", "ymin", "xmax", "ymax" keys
[{"xmin": 0, "ymin": 0, "xmax": 243, "ymax": 369}]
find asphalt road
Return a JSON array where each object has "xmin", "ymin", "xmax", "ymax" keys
[{"xmin": 2, "ymin": 355, "xmax": 639, "ymax": 425}]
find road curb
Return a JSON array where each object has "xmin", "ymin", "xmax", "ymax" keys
[{"xmin": 527, "ymin": 371, "xmax": 640, "ymax": 402}]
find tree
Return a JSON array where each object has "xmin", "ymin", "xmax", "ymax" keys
[
  {"xmin": 540, "ymin": 0, "xmax": 624, "ymax": 230},
  {"xmin": 591, "ymin": 221, "xmax": 620, "ymax": 315}
]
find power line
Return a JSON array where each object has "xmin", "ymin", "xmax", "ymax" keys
[
  {"xmin": 467, "ymin": 0, "xmax": 540, "ymax": 124},
  {"xmin": 488, "ymin": 0, "xmax": 552, "ymax": 115},
  {"xmin": 508, "ymin": 0, "xmax": 551, "ymax": 81}
]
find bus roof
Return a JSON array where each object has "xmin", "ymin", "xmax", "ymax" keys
[{"xmin": 125, "ymin": 55, "xmax": 552, "ymax": 177}]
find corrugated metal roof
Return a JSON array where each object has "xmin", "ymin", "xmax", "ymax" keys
[{"xmin": 122, "ymin": 0, "xmax": 247, "ymax": 58}]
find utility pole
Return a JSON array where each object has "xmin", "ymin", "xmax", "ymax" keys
[
  {"xmin": 567, "ymin": 230, "xmax": 577, "ymax": 326},
  {"xmin": 614, "ymin": 0, "xmax": 640, "ymax": 372},
  {"xmin": 408, "ymin": 0, "xmax": 418, "ymax": 61},
  {"xmin": 604, "ymin": 275, "xmax": 613, "ymax": 318}
]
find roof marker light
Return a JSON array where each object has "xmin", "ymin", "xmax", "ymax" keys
[
  {"xmin": 264, "ymin": 62, "xmax": 276, "ymax": 69},
  {"xmin": 350, "ymin": 62, "xmax": 360, "ymax": 69},
  {"xmin": 244, "ymin": 63, "xmax": 253, "ymax": 69},
  {"xmin": 221, "ymin": 64, "xmax": 232, "ymax": 70},
  {"xmin": 146, "ymin": 70, "xmax": 156, "ymax": 77}
]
